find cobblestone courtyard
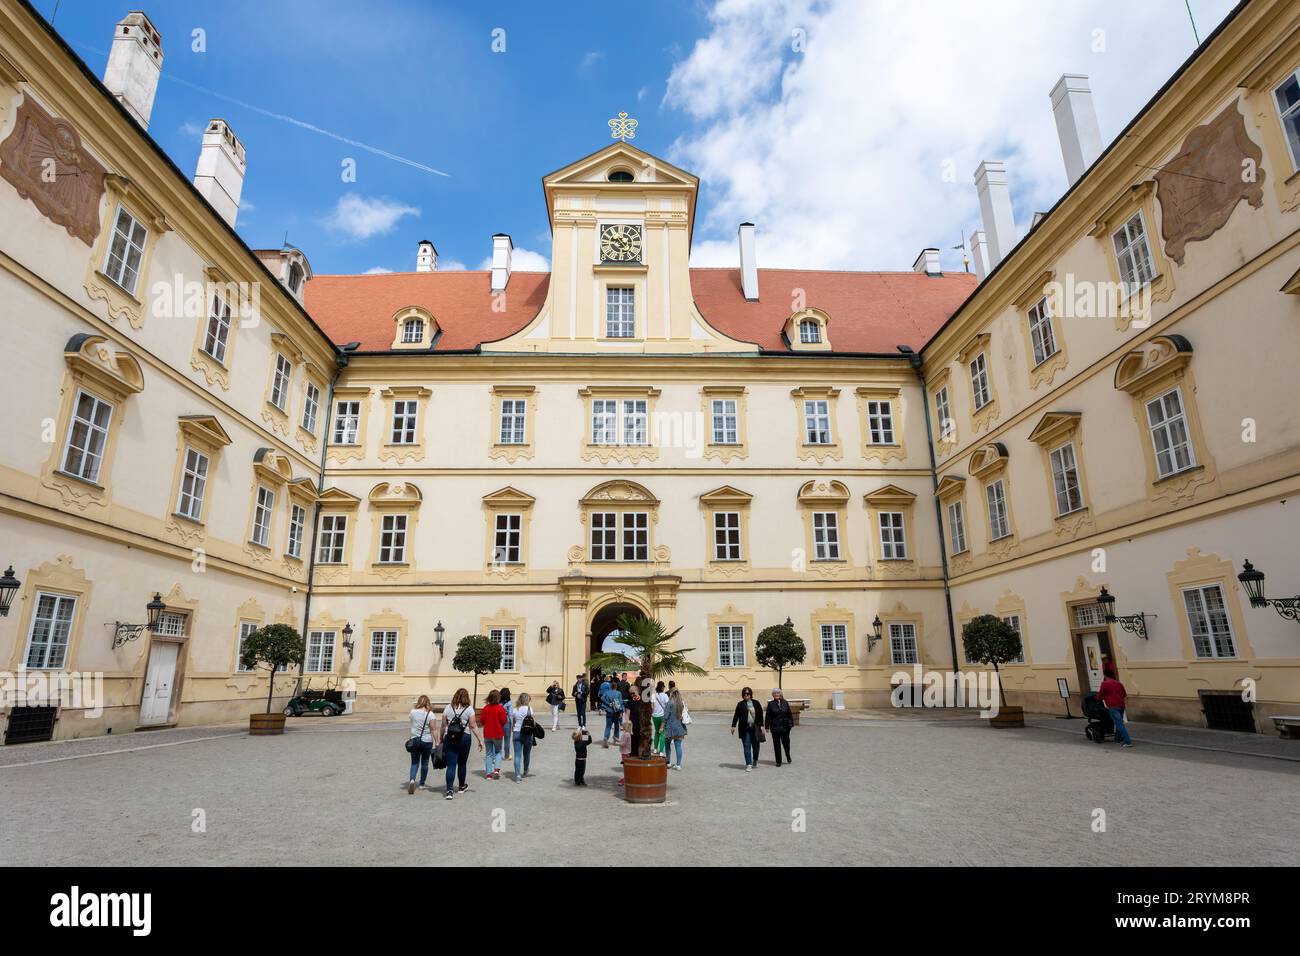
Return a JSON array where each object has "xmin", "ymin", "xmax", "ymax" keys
[{"xmin": 2, "ymin": 711, "xmax": 1296, "ymax": 866}]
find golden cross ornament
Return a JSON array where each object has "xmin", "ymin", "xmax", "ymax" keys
[{"xmin": 608, "ymin": 111, "xmax": 638, "ymax": 142}]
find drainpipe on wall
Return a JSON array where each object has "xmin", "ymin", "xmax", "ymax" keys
[
  {"xmin": 900, "ymin": 346, "xmax": 961, "ymax": 673},
  {"xmin": 295, "ymin": 342, "xmax": 359, "ymax": 696}
]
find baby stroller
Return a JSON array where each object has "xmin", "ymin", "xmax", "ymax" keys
[{"xmin": 1083, "ymin": 692, "xmax": 1114, "ymax": 743}]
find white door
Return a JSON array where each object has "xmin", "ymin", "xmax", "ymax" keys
[
  {"xmin": 1081, "ymin": 634, "xmax": 1104, "ymax": 692},
  {"xmin": 140, "ymin": 642, "xmax": 179, "ymax": 725}
]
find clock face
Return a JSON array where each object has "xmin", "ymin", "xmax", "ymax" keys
[{"xmin": 600, "ymin": 224, "xmax": 643, "ymax": 262}]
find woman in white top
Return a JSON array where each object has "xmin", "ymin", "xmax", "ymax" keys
[
  {"xmin": 511, "ymin": 692, "xmax": 536, "ymax": 782},
  {"xmin": 407, "ymin": 694, "xmax": 436, "ymax": 794},
  {"xmin": 651, "ymin": 681, "xmax": 670, "ymax": 755},
  {"xmin": 440, "ymin": 687, "xmax": 483, "ymax": 799}
]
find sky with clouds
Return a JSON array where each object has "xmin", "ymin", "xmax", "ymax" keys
[{"xmin": 37, "ymin": 0, "xmax": 1239, "ymax": 276}]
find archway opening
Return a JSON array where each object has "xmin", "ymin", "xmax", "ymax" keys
[{"xmin": 588, "ymin": 601, "xmax": 644, "ymax": 673}]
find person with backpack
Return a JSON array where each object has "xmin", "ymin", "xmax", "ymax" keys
[
  {"xmin": 499, "ymin": 686, "xmax": 514, "ymax": 761},
  {"xmin": 511, "ymin": 692, "xmax": 537, "ymax": 782},
  {"xmin": 546, "ymin": 681, "xmax": 565, "ymax": 731},
  {"xmin": 479, "ymin": 689, "xmax": 509, "ymax": 780},
  {"xmin": 599, "ymin": 678, "xmax": 622, "ymax": 748},
  {"xmin": 440, "ymin": 688, "xmax": 483, "ymax": 799},
  {"xmin": 406, "ymin": 694, "xmax": 436, "ymax": 794},
  {"xmin": 765, "ymin": 687, "xmax": 795, "ymax": 766},
  {"xmin": 572, "ymin": 673, "xmax": 589, "ymax": 731}
]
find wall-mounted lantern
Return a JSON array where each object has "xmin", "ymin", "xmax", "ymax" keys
[
  {"xmin": 0, "ymin": 566, "xmax": 20, "ymax": 617},
  {"xmin": 869, "ymin": 615, "xmax": 883, "ymax": 651},
  {"xmin": 342, "ymin": 622, "xmax": 355, "ymax": 659},
  {"xmin": 1238, "ymin": 559, "xmax": 1300, "ymax": 623},
  {"xmin": 540, "ymin": 624, "xmax": 551, "ymax": 643},
  {"xmin": 433, "ymin": 620, "xmax": 445, "ymax": 656},
  {"xmin": 1095, "ymin": 586, "xmax": 1153, "ymax": 640}
]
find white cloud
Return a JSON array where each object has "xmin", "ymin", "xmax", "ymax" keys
[
  {"xmin": 179, "ymin": 121, "xmax": 204, "ymax": 138},
  {"xmin": 364, "ymin": 266, "xmax": 393, "ymax": 274},
  {"xmin": 664, "ymin": 0, "xmax": 1237, "ymax": 272},
  {"xmin": 476, "ymin": 246, "xmax": 550, "ymax": 271},
  {"xmin": 580, "ymin": 51, "xmax": 606, "ymax": 70},
  {"xmin": 324, "ymin": 194, "xmax": 420, "ymax": 241},
  {"xmin": 438, "ymin": 259, "xmax": 470, "ymax": 271}
]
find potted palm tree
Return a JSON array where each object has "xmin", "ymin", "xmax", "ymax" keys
[
  {"xmin": 239, "ymin": 622, "xmax": 305, "ymax": 735},
  {"xmin": 585, "ymin": 613, "xmax": 705, "ymax": 803}
]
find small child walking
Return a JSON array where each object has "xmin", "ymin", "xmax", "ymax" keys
[
  {"xmin": 617, "ymin": 719, "xmax": 632, "ymax": 787},
  {"xmin": 572, "ymin": 728, "xmax": 593, "ymax": 785}
]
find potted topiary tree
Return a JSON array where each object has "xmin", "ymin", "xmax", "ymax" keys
[
  {"xmin": 239, "ymin": 622, "xmax": 305, "ymax": 735},
  {"xmin": 756, "ymin": 621, "xmax": 807, "ymax": 724},
  {"xmin": 585, "ymin": 612, "xmax": 706, "ymax": 804},
  {"xmin": 961, "ymin": 614, "xmax": 1024, "ymax": 727},
  {"xmin": 451, "ymin": 633, "xmax": 501, "ymax": 706}
]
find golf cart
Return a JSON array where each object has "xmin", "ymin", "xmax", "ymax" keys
[{"xmin": 284, "ymin": 679, "xmax": 346, "ymax": 717}]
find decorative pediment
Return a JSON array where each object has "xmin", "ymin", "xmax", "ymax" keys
[
  {"xmin": 286, "ymin": 477, "xmax": 319, "ymax": 503},
  {"xmin": 251, "ymin": 447, "xmax": 293, "ymax": 485},
  {"xmin": 699, "ymin": 485, "xmax": 753, "ymax": 507},
  {"xmin": 1089, "ymin": 181, "xmax": 1155, "ymax": 238},
  {"xmin": 482, "ymin": 486, "xmax": 536, "ymax": 509},
  {"xmin": 368, "ymin": 481, "xmax": 423, "ymax": 508},
  {"xmin": 103, "ymin": 173, "xmax": 170, "ymax": 233},
  {"xmin": 797, "ymin": 479, "xmax": 850, "ymax": 505},
  {"xmin": 934, "ymin": 475, "xmax": 967, "ymax": 500},
  {"xmin": 1114, "ymin": 334, "xmax": 1193, "ymax": 394},
  {"xmin": 544, "ymin": 141, "xmax": 698, "ymax": 189},
  {"xmin": 581, "ymin": 479, "xmax": 659, "ymax": 507},
  {"xmin": 968, "ymin": 442, "xmax": 1010, "ymax": 479},
  {"xmin": 1026, "ymin": 411, "xmax": 1082, "ymax": 447},
  {"xmin": 1012, "ymin": 269, "xmax": 1056, "ymax": 311},
  {"xmin": 955, "ymin": 332, "xmax": 991, "ymax": 365},
  {"xmin": 269, "ymin": 331, "xmax": 306, "ymax": 364},
  {"xmin": 63, "ymin": 334, "xmax": 145, "ymax": 398},
  {"xmin": 317, "ymin": 487, "xmax": 361, "ymax": 510},
  {"xmin": 177, "ymin": 415, "xmax": 233, "ymax": 451},
  {"xmin": 864, "ymin": 484, "xmax": 917, "ymax": 508}
]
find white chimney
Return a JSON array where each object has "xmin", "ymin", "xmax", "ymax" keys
[
  {"xmin": 912, "ymin": 247, "xmax": 941, "ymax": 276},
  {"xmin": 416, "ymin": 240, "xmax": 438, "ymax": 272},
  {"xmin": 969, "ymin": 230, "xmax": 990, "ymax": 280},
  {"xmin": 738, "ymin": 222, "xmax": 759, "ymax": 301},
  {"xmin": 1050, "ymin": 74, "xmax": 1102, "ymax": 187},
  {"xmin": 974, "ymin": 160, "xmax": 1016, "ymax": 268},
  {"xmin": 193, "ymin": 119, "xmax": 246, "ymax": 228},
  {"xmin": 103, "ymin": 11, "xmax": 163, "ymax": 129},
  {"xmin": 490, "ymin": 233, "xmax": 512, "ymax": 292}
]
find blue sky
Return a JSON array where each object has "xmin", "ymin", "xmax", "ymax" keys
[{"xmin": 35, "ymin": 0, "xmax": 1239, "ymax": 276}]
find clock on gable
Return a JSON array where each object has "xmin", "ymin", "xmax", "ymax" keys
[{"xmin": 600, "ymin": 223, "xmax": 643, "ymax": 263}]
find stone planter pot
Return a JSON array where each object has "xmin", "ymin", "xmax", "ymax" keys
[
  {"xmin": 249, "ymin": 712, "xmax": 287, "ymax": 736},
  {"xmin": 988, "ymin": 705, "xmax": 1024, "ymax": 728},
  {"xmin": 623, "ymin": 755, "xmax": 668, "ymax": 803}
]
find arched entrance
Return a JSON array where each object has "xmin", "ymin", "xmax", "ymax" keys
[{"xmin": 589, "ymin": 601, "xmax": 644, "ymax": 662}]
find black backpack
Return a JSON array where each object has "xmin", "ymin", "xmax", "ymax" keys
[
  {"xmin": 520, "ymin": 708, "xmax": 536, "ymax": 737},
  {"xmin": 445, "ymin": 706, "xmax": 467, "ymax": 742}
]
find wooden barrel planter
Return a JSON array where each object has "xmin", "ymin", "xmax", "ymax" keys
[
  {"xmin": 988, "ymin": 705, "xmax": 1024, "ymax": 728},
  {"xmin": 249, "ymin": 712, "xmax": 287, "ymax": 736},
  {"xmin": 623, "ymin": 755, "xmax": 668, "ymax": 804}
]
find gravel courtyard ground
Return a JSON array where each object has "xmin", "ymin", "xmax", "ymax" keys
[{"xmin": 1, "ymin": 711, "xmax": 1296, "ymax": 866}]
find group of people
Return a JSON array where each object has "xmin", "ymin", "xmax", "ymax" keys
[
  {"xmin": 406, "ymin": 685, "xmax": 541, "ymax": 800},
  {"xmin": 730, "ymin": 686, "xmax": 795, "ymax": 770},
  {"xmin": 588, "ymin": 670, "xmax": 691, "ymax": 770}
]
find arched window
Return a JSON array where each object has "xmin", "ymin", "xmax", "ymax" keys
[
  {"xmin": 799, "ymin": 319, "xmax": 821, "ymax": 344},
  {"xmin": 608, "ymin": 169, "xmax": 634, "ymax": 183},
  {"xmin": 401, "ymin": 318, "xmax": 425, "ymax": 344},
  {"xmin": 287, "ymin": 262, "xmax": 305, "ymax": 294}
]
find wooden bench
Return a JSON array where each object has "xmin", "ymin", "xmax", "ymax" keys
[
  {"xmin": 787, "ymin": 698, "xmax": 812, "ymax": 725},
  {"xmin": 1272, "ymin": 716, "xmax": 1300, "ymax": 739}
]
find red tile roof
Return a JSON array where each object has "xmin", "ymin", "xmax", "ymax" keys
[{"xmin": 304, "ymin": 267, "xmax": 977, "ymax": 354}]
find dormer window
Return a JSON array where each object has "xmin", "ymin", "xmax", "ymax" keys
[
  {"xmin": 799, "ymin": 319, "xmax": 821, "ymax": 344},
  {"xmin": 389, "ymin": 306, "xmax": 437, "ymax": 350},
  {"xmin": 287, "ymin": 262, "xmax": 305, "ymax": 294},
  {"xmin": 401, "ymin": 318, "xmax": 425, "ymax": 344},
  {"xmin": 608, "ymin": 169, "xmax": 634, "ymax": 183},
  {"xmin": 785, "ymin": 309, "xmax": 831, "ymax": 351}
]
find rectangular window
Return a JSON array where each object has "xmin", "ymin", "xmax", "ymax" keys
[
  {"xmin": 713, "ymin": 511, "xmax": 742, "ymax": 561},
  {"xmin": 1183, "ymin": 585, "xmax": 1237, "ymax": 659},
  {"xmin": 332, "ymin": 400, "xmax": 360, "ymax": 445},
  {"xmin": 1049, "ymin": 442, "xmax": 1084, "ymax": 515},
  {"xmin": 369, "ymin": 630, "xmax": 399, "ymax": 673},
  {"xmin": 590, "ymin": 512, "xmax": 617, "ymax": 561},
  {"xmin": 61, "ymin": 390, "xmax": 113, "ymax": 484},
  {"xmin": 622, "ymin": 512, "xmax": 649, "ymax": 561},
  {"xmin": 970, "ymin": 353, "xmax": 991, "ymax": 410},
  {"xmin": 175, "ymin": 447, "xmax": 210, "ymax": 521},
  {"xmin": 1274, "ymin": 70, "xmax": 1300, "ymax": 170},
  {"xmin": 819, "ymin": 623, "xmax": 849, "ymax": 666},
  {"xmin": 889, "ymin": 622, "xmax": 918, "ymax": 665},
  {"xmin": 155, "ymin": 610, "xmax": 187, "ymax": 638},
  {"xmin": 236, "ymin": 620, "xmax": 258, "ymax": 672},
  {"xmin": 1027, "ymin": 297, "xmax": 1058, "ymax": 366},
  {"xmin": 804, "ymin": 400, "xmax": 832, "ymax": 444},
  {"xmin": 377, "ymin": 513, "xmax": 408, "ymax": 564},
  {"xmin": 302, "ymin": 383, "xmax": 320, "ymax": 434},
  {"xmin": 866, "ymin": 400, "xmax": 895, "ymax": 445},
  {"xmin": 1112, "ymin": 211, "xmax": 1157, "ymax": 290},
  {"xmin": 711, "ymin": 399, "xmax": 738, "ymax": 444},
  {"xmin": 203, "ymin": 292, "xmax": 232, "ymax": 364},
  {"xmin": 499, "ymin": 399, "xmax": 526, "ymax": 445},
  {"xmin": 1145, "ymin": 387, "xmax": 1195, "ymax": 479},
  {"xmin": 621, "ymin": 399, "xmax": 648, "ymax": 446},
  {"xmin": 317, "ymin": 514, "xmax": 348, "ymax": 564},
  {"xmin": 986, "ymin": 479, "xmax": 1010, "ymax": 541},
  {"xmin": 493, "ymin": 513, "xmax": 522, "ymax": 564},
  {"xmin": 490, "ymin": 627, "xmax": 517, "ymax": 671},
  {"xmin": 592, "ymin": 399, "xmax": 618, "ymax": 446},
  {"xmin": 103, "ymin": 204, "xmax": 147, "ymax": 295},
  {"xmin": 1001, "ymin": 615, "xmax": 1025, "ymax": 664},
  {"xmin": 878, "ymin": 512, "xmax": 907, "ymax": 560},
  {"xmin": 286, "ymin": 503, "xmax": 306, "ymax": 559},
  {"xmin": 606, "ymin": 287, "xmax": 635, "ymax": 338},
  {"xmin": 251, "ymin": 486, "xmax": 275, "ymax": 547},
  {"xmin": 390, "ymin": 400, "xmax": 418, "ymax": 444},
  {"xmin": 799, "ymin": 319, "xmax": 821, "ymax": 344},
  {"xmin": 717, "ymin": 624, "xmax": 746, "ymax": 668},
  {"xmin": 401, "ymin": 318, "xmax": 424, "ymax": 344},
  {"xmin": 269, "ymin": 354, "xmax": 292, "ymax": 411},
  {"xmin": 1073, "ymin": 603, "xmax": 1107, "ymax": 629},
  {"xmin": 812, "ymin": 511, "xmax": 840, "ymax": 560},
  {"xmin": 947, "ymin": 500, "xmax": 967, "ymax": 554},
  {"xmin": 934, "ymin": 385, "xmax": 954, "ymax": 442},
  {"xmin": 306, "ymin": 630, "xmax": 335, "ymax": 673},
  {"xmin": 24, "ymin": 591, "xmax": 77, "ymax": 669}
]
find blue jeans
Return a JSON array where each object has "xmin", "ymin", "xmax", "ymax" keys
[
  {"xmin": 740, "ymin": 728, "xmax": 761, "ymax": 766},
  {"xmin": 502, "ymin": 706, "xmax": 513, "ymax": 758},
  {"xmin": 1108, "ymin": 707, "xmax": 1132, "ymax": 745},
  {"xmin": 603, "ymin": 711, "xmax": 621, "ymax": 742},
  {"xmin": 444, "ymin": 733, "xmax": 471, "ymax": 791},
  {"xmin": 408, "ymin": 739, "xmax": 432, "ymax": 785},
  {"xmin": 512, "ymin": 731, "xmax": 533, "ymax": 780},
  {"xmin": 668, "ymin": 737, "xmax": 682, "ymax": 766},
  {"xmin": 485, "ymin": 738, "xmax": 503, "ymax": 775}
]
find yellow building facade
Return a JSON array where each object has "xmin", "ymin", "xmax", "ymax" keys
[{"xmin": 1, "ymin": 0, "xmax": 1297, "ymax": 741}]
